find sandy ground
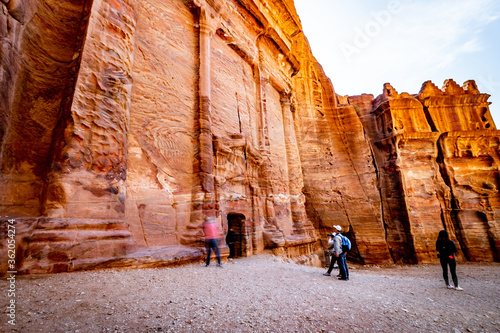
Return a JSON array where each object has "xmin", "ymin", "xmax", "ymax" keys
[{"xmin": 1, "ymin": 253, "xmax": 499, "ymax": 333}]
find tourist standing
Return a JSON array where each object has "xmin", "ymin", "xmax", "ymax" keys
[
  {"xmin": 323, "ymin": 225, "xmax": 348, "ymax": 280},
  {"xmin": 226, "ymin": 226, "xmax": 237, "ymax": 259},
  {"xmin": 335, "ymin": 225, "xmax": 349, "ymax": 281},
  {"xmin": 436, "ymin": 230, "xmax": 462, "ymax": 290},
  {"xmin": 203, "ymin": 217, "xmax": 222, "ymax": 267},
  {"xmin": 323, "ymin": 233, "xmax": 339, "ymax": 276}
]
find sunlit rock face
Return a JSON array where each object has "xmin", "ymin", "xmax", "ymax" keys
[
  {"xmin": 352, "ymin": 80, "xmax": 499, "ymax": 264},
  {"xmin": 0, "ymin": 0, "xmax": 498, "ymax": 274}
]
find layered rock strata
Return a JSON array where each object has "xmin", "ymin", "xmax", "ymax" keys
[
  {"xmin": 0, "ymin": 0, "xmax": 498, "ymax": 274},
  {"xmin": 351, "ymin": 80, "xmax": 499, "ymax": 263},
  {"xmin": 1, "ymin": 0, "xmax": 321, "ymax": 274}
]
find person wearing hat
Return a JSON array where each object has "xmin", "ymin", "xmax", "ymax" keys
[{"xmin": 323, "ymin": 225, "xmax": 348, "ymax": 280}]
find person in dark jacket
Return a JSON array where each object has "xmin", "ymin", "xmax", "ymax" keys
[
  {"xmin": 226, "ymin": 227, "xmax": 237, "ymax": 259},
  {"xmin": 436, "ymin": 230, "xmax": 463, "ymax": 290}
]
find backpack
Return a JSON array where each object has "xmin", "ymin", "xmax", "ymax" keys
[{"xmin": 340, "ymin": 234, "xmax": 351, "ymax": 252}]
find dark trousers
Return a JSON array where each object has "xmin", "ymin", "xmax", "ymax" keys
[
  {"xmin": 206, "ymin": 239, "xmax": 221, "ymax": 266},
  {"xmin": 326, "ymin": 255, "xmax": 338, "ymax": 274},
  {"xmin": 228, "ymin": 243, "xmax": 235, "ymax": 258},
  {"xmin": 338, "ymin": 253, "xmax": 349, "ymax": 279},
  {"xmin": 440, "ymin": 258, "xmax": 458, "ymax": 287}
]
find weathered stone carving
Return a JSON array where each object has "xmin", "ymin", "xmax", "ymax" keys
[
  {"xmin": 354, "ymin": 79, "xmax": 499, "ymax": 263},
  {"xmin": 439, "ymin": 131, "xmax": 500, "ymax": 262},
  {"xmin": 0, "ymin": 0, "xmax": 498, "ymax": 274}
]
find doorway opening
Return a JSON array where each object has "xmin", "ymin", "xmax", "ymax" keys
[{"xmin": 226, "ymin": 213, "xmax": 246, "ymax": 258}]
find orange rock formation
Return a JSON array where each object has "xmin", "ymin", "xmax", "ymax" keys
[{"xmin": 0, "ymin": 0, "xmax": 498, "ymax": 274}]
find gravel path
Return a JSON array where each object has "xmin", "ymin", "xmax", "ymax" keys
[{"xmin": 2, "ymin": 253, "xmax": 500, "ymax": 332}]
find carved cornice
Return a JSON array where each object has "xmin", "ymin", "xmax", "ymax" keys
[
  {"xmin": 280, "ymin": 92, "xmax": 292, "ymax": 106},
  {"xmin": 418, "ymin": 79, "xmax": 491, "ymax": 103},
  {"xmin": 263, "ymin": 28, "xmax": 300, "ymax": 75},
  {"xmin": 439, "ymin": 130, "xmax": 500, "ymax": 159},
  {"xmin": 216, "ymin": 27, "xmax": 258, "ymax": 66},
  {"xmin": 197, "ymin": 2, "xmax": 220, "ymax": 36},
  {"xmin": 193, "ymin": 0, "xmax": 300, "ymax": 75},
  {"xmin": 399, "ymin": 132, "xmax": 441, "ymax": 143},
  {"xmin": 416, "ymin": 79, "xmax": 494, "ymax": 132}
]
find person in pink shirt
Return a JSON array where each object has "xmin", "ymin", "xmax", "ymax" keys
[{"xmin": 203, "ymin": 217, "xmax": 222, "ymax": 267}]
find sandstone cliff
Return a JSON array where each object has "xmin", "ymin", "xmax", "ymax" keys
[
  {"xmin": 0, "ymin": 0, "xmax": 498, "ymax": 274},
  {"xmin": 351, "ymin": 80, "xmax": 499, "ymax": 263}
]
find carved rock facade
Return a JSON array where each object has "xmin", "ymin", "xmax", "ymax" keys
[
  {"xmin": 351, "ymin": 80, "xmax": 499, "ymax": 263},
  {"xmin": 0, "ymin": 0, "xmax": 498, "ymax": 273}
]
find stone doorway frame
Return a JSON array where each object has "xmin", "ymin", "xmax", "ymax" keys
[{"xmin": 226, "ymin": 213, "xmax": 247, "ymax": 258}]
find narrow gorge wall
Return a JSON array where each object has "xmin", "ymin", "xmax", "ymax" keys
[
  {"xmin": 291, "ymin": 34, "xmax": 392, "ymax": 264},
  {"xmin": 0, "ymin": 0, "xmax": 498, "ymax": 274}
]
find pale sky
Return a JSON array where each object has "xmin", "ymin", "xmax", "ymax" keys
[{"xmin": 294, "ymin": 0, "xmax": 500, "ymax": 124}]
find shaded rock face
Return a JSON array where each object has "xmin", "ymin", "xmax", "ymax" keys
[
  {"xmin": 1, "ymin": 0, "xmax": 94, "ymax": 217},
  {"xmin": 0, "ymin": 0, "xmax": 498, "ymax": 273}
]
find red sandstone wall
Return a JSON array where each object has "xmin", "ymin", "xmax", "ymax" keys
[
  {"xmin": 0, "ymin": 0, "xmax": 94, "ymax": 217},
  {"xmin": 0, "ymin": 0, "xmax": 499, "ymax": 274},
  {"xmin": 126, "ymin": 0, "xmax": 199, "ymax": 247},
  {"xmin": 291, "ymin": 32, "xmax": 392, "ymax": 264},
  {"xmin": 439, "ymin": 132, "xmax": 500, "ymax": 262},
  {"xmin": 353, "ymin": 80, "xmax": 500, "ymax": 263}
]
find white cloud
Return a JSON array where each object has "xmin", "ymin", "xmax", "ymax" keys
[
  {"xmin": 298, "ymin": 0, "xmax": 499, "ymax": 96},
  {"xmin": 349, "ymin": 0, "xmax": 495, "ymax": 69},
  {"xmin": 457, "ymin": 39, "xmax": 482, "ymax": 53},
  {"xmin": 295, "ymin": 0, "xmax": 500, "ymax": 122}
]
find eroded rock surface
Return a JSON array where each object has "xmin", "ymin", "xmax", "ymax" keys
[
  {"xmin": 353, "ymin": 80, "xmax": 499, "ymax": 263},
  {"xmin": 0, "ymin": 0, "xmax": 498, "ymax": 274}
]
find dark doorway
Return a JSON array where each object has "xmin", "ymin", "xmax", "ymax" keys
[{"xmin": 227, "ymin": 213, "xmax": 245, "ymax": 258}]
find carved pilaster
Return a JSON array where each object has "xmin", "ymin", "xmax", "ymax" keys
[
  {"xmin": 198, "ymin": 10, "xmax": 216, "ymax": 211},
  {"xmin": 181, "ymin": 4, "xmax": 220, "ymax": 245},
  {"xmin": 253, "ymin": 63, "xmax": 266, "ymax": 150}
]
